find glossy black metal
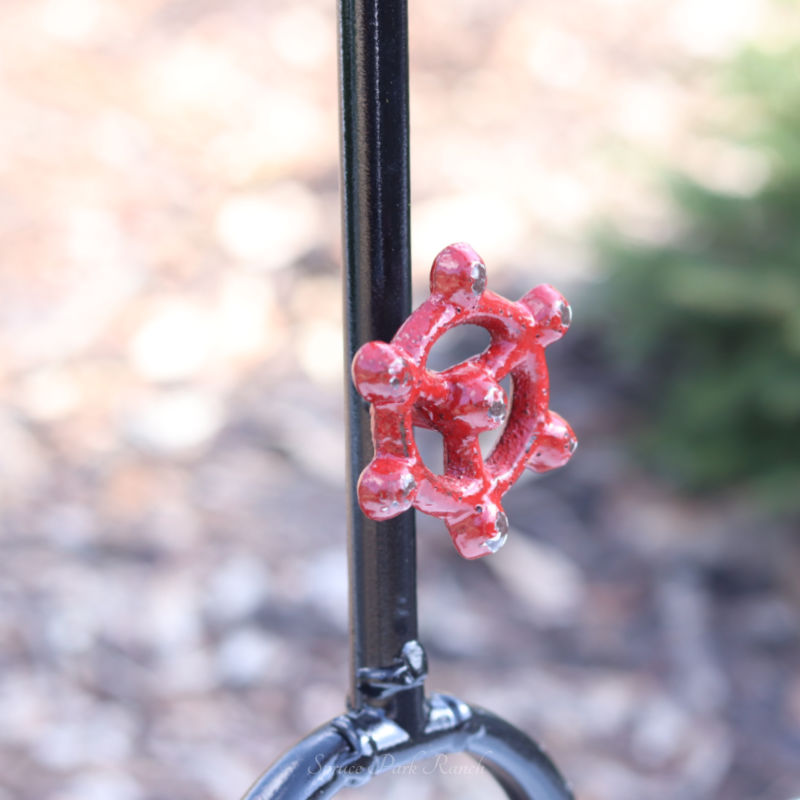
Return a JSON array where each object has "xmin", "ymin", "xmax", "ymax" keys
[
  {"xmin": 339, "ymin": 0, "xmax": 423, "ymax": 732},
  {"xmin": 237, "ymin": 1, "xmax": 576, "ymax": 797},
  {"xmin": 240, "ymin": 694, "xmax": 574, "ymax": 800}
]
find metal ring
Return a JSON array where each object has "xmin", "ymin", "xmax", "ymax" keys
[{"xmin": 240, "ymin": 694, "xmax": 573, "ymax": 800}]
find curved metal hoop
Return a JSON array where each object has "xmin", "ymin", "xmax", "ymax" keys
[{"xmin": 241, "ymin": 694, "xmax": 573, "ymax": 800}]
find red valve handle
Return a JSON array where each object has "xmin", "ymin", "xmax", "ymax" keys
[{"xmin": 351, "ymin": 243, "xmax": 576, "ymax": 559}]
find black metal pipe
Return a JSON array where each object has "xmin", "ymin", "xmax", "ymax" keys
[
  {"xmin": 239, "ymin": 4, "xmax": 576, "ymax": 797},
  {"xmin": 339, "ymin": 0, "xmax": 423, "ymax": 732}
]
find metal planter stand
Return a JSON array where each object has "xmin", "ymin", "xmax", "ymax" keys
[{"xmin": 240, "ymin": 1, "xmax": 574, "ymax": 797}]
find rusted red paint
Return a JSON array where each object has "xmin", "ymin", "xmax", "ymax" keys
[{"xmin": 351, "ymin": 243, "xmax": 576, "ymax": 559}]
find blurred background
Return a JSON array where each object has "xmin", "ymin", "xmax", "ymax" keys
[{"xmin": 0, "ymin": 0, "xmax": 798, "ymax": 798}]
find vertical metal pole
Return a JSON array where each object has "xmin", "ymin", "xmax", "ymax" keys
[{"xmin": 339, "ymin": 0, "xmax": 424, "ymax": 733}]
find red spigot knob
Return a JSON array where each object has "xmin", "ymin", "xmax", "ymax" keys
[{"xmin": 352, "ymin": 243, "xmax": 576, "ymax": 559}]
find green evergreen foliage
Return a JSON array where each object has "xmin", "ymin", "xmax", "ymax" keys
[{"xmin": 597, "ymin": 45, "xmax": 800, "ymax": 510}]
